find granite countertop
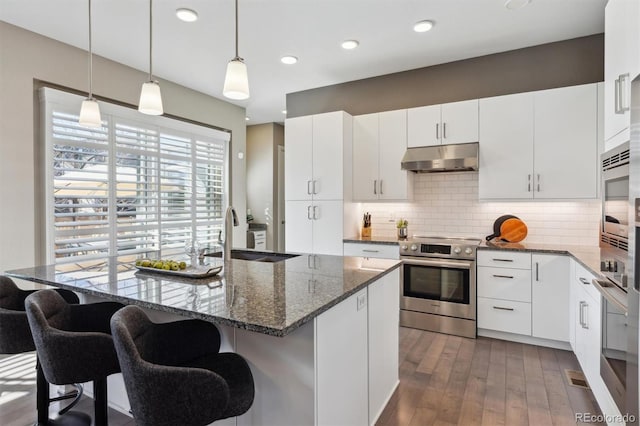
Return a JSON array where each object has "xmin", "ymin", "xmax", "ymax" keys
[
  {"xmin": 479, "ymin": 241, "xmax": 603, "ymax": 278},
  {"xmin": 344, "ymin": 236, "xmax": 403, "ymax": 245},
  {"xmin": 5, "ymin": 254, "xmax": 400, "ymax": 337}
]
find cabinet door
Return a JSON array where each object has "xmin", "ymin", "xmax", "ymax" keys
[
  {"xmin": 312, "ymin": 112, "xmax": 344, "ymax": 200},
  {"xmin": 407, "ymin": 104, "xmax": 441, "ymax": 147},
  {"xmin": 534, "ymin": 84, "xmax": 598, "ymax": 199},
  {"xmin": 368, "ymin": 269, "xmax": 399, "ymax": 424},
  {"xmin": 353, "ymin": 114, "xmax": 380, "ymax": 201},
  {"xmin": 284, "ymin": 200, "xmax": 313, "ymax": 253},
  {"xmin": 478, "ymin": 92, "xmax": 534, "ymax": 199},
  {"xmin": 285, "ymin": 116, "xmax": 313, "ymax": 201},
  {"xmin": 378, "ymin": 110, "xmax": 409, "ymax": 200},
  {"xmin": 569, "ymin": 261, "xmax": 578, "ymax": 351},
  {"xmin": 441, "ymin": 99, "xmax": 479, "ymax": 145},
  {"xmin": 316, "ymin": 290, "xmax": 368, "ymax": 426},
  {"xmin": 604, "ymin": 0, "xmax": 635, "ymax": 143},
  {"xmin": 531, "ymin": 254, "xmax": 570, "ymax": 342},
  {"xmin": 311, "ymin": 200, "xmax": 344, "ymax": 256}
]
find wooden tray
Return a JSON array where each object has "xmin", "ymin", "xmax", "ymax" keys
[{"xmin": 135, "ymin": 263, "xmax": 223, "ymax": 278}]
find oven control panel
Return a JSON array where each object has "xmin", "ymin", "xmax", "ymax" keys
[{"xmin": 399, "ymin": 239, "xmax": 479, "ymax": 260}]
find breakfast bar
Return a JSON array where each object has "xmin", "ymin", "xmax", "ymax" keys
[{"xmin": 6, "ymin": 253, "xmax": 401, "ymax": 425}]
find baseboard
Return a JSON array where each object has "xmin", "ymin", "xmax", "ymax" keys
[{"xmin": 477, "ymin": 329, "xmax": 571, "ymax": 351}]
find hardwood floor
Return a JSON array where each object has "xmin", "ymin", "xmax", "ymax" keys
[
  {"xmin": 1, "ymin": 328, "xmax": 604, "ymax": 426},
  {"xmin": 377, "ymin": 327, "xmax": 605, "ymax": 426}
]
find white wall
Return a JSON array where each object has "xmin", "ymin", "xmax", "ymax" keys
[
  {"xmin": 0, "ymin": 21, "xmax": 247, "ymax": 272},
  {"xmin": 359, "ymin": 172, "xmax": 601, "ymax": 246}
]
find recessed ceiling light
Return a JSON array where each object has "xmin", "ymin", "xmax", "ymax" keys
[
  {"xmin": 504, "ymin": 0, "xmax": 531, "ymax": 10},
  {"xmin": 245, "ymin": 116, "xmax": 250, "ymax": 121},
  {"xmin": 282, "ymin": 110, "xmax": 287, "ymax": 114},
  {"xmin": 413, "ymin": 20, "xmax": 435, "ymax": 33},
  {"xmin": 341, "ymin": 40, "xmax": 359, "ymax": 50},
  {"xmin": 176, "ymin": 8, "xmax": 198, "ymax": 22},
  {"xmin": 281, "ymin": 56, "xmax": 298, "ymax": 65}
]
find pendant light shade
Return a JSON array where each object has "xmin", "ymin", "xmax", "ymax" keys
[
  {"xmin": 79, "ymin": 0, "xmax": 102, "ymax": 128},
  {"xmin": 79, "ymin": 98, "xmax": 102, "ymax": 127},
  {"xmin": 138, "ymin": 81, "xmax": 164, "ymax": 115},
  {"xmin": 139, "ymin": 0, "xmax": 164, "ymax": 115},
  {"xmin": 223, "ymin": 0, "xmax": 249, "ymax": 100},
  {"xmin": 223, "ymin": 57, "xmax": 250, "ymax": 100}
]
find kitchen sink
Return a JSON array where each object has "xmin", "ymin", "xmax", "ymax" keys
[{"xmin": 207, "ymin": 249, "xmax": 299, "ymax": 263}]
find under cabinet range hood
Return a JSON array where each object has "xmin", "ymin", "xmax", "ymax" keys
[{"xmin": 401, "ymin": 142, "xmax": 479, "ymax": 173}]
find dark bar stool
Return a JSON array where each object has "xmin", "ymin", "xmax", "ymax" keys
[
  {"xmin": 0, "ymin": 276, "xmax": 88, "ymax": 425},
  {"xmin": 24, "ymin": 289, "xmax": 124, "ymax": 426},
  {"xmin": 110, "ymin": 305, "xmax": 255, "ymax": 426}
]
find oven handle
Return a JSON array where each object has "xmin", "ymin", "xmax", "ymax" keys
[
  {"xmin": 592, "ymin": 278, "xmax": 628, "ymax": 314},
  {"xmin": 401, "ymin": 257, "xmax": 473, "ymax": 270}
]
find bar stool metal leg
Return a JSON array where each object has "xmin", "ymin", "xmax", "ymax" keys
[{"xmin": 93, "ymin": 378, "xmax": 108, "ymax": 426}]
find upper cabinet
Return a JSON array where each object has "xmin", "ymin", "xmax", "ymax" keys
[
  {"xmin": 604, "ymin": 0, "xmax": 640, "ymax": 150},
  {"xmin": 285, "ymin": 111, "xmax": 351, "ymax": 201},
  {"xmin": 479, "ymin": 84, "xmax": 599, "ymax": 200},
  {"xmin": 353, "ymin": 110, "xmax": 411, "ymax": 201},
  {"xmin": 407, "ymin": 99, "xmax": 478, "ymax": 148}
]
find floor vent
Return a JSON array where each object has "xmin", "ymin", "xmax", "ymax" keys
[{"xmin": 565, "ymin": 369, "xmax": 590, "ymax": 389}]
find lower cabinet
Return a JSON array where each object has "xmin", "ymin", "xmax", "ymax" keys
[
  {"xmin": 531, "ymin": 254, "xmax": 569, "ymax": 341},
  {"xmin": 477, "ymin": 297, "xmax": 532, "ymax": 335},
  {"xmin": 343, "ymin": 242, "xmax": 400, "ymax": 260}
]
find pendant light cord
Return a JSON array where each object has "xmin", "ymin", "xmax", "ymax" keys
[
  {"xmin": 235, "ymin": 0, "xmax": 239, "ymax": 58},
  {"xmin": 88, "ymin": 0, "xmax": 93, "ymax": 98},
  {"xmin": 149, "ymin": 0, "xmax": 153, "ymax": 80}
]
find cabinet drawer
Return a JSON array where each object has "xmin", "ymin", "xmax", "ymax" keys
[
  {"xmin": 477, "ymin": 267, "xmax": 532, "ymax": 302},
  {"xmin": 343, "ymin": 242, "xmax": 399, "ymax": 260},
  {"xmin": 477, "ymin": 297, "xmax": 532, "ymax": 335},
  {"xmin": 573, "ymin": 261, "xmax": 601, "ymax": 302},
  {"xmin": 477, "ymin": 250, "xmax": 531, "ymax": 269}
]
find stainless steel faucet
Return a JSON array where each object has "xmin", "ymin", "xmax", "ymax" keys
[{"xmin": 220, "ymin": 206, "xmax": 239, "ymax": 260}]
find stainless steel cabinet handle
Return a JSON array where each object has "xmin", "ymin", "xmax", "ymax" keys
[
  {"xmin": 528, "ymin": 174, "xmax": 531, "ymax": 192},
  {"xmin": 492, "ymin": 274, "xmax": 514, "ymax": 279},
  {"xmin": 579, "ymin": 301, "xmax": 584, "ymax": 327},
  {"xmin": 583, "ymin": 302, "xmax": 589, "ymax": 329},
  {"xmin": 312, "ymin": 180, "xmax": 317, "ymax": 195},
  {"xmin": 436, "ymin": 123, "xmax": 440, "ymax": 139},
  {"xmin": 380, "ymin": 180, "xmax": 383, "ymax": 195},
  {"xmin": 307, "ymin": 205, "xmax": 312, "ymax": 220},
  {"xmin": 620, "ymin": 73, "xmax": 630, "ymax": 113},
  {"xmin": 579, "ymin": 277, "xmax": 590, "ymax": 285},
  {"xmin": 443, "ymin": 122, "xmax": 447, "ymax": 139},
  {"xmin": 537, "ymin": 174, "xmax": 540, "ymax": 192},
  {"xmin": 615, "ymin": 77, "xmax": 621, "ymax": 114},
  {"xmin": 313, "ymin": 205, "xmax": 318, "ymax": 220},
  {"xmin": 535, "ymin": 262, "xmax": 539, "ymax": 281},
  {"xmin": 492, "ymin": 258, "xmax": 513, "ymax": 262},
  {"xmin": 307, "ymin": 255, "xmax": 312, "ymax": 268},
  {"xmin": 314, "ymin": 254, "xmax": 319, "ymax": 269},
  {"xmin": 307, "ymin": 180, "xmax": 312, "ymax": 195},
  {"xmin": 493, "ymin": 306, "xmax": 515, "ymax": 311},
  {"xmin": 362, "ymin": 249, "xmax": 379, "ymax": 253},
  {"xmin": 374, "ymin": 180, "xmax": 377, "ymax": 195}
]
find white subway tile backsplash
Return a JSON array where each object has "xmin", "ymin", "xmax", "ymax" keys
[{"xmin": 360, "ymin": 172, "xmax": 601, "ymax": 246}]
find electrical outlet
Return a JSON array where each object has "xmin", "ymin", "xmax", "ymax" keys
[{"xmin": 357, "ymin": 293, "xmax": 367, "ymax": 311}]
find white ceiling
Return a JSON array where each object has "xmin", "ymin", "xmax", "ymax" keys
[{"xmin": 1, "ymin": 0, "xmax": 607, "ymax": 124}]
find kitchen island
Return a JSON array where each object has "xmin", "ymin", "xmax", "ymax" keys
[{"xmin": 6, "ymin": 253, "xmax": 401, "ymax": 426}]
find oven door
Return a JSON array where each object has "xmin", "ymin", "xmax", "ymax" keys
[
  {"xmin": 400, "ymin": 257, "xmax": 476, "ymax": 320},
  {"xmin": 600, "ymin": 291, "xmax": 628, "ymax": 413}
]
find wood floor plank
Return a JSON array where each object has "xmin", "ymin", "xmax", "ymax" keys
[
  {"xmin": 523, "ymin": 345, "xmax": 553, "ymax": 426},
  {"xmin": 416, "ymin": 333, "xmax": 447, "ymax": 374},
  {"xmin": 481, "ymin": 339, "xmax": 507, "ymax": 426},
  {"xmin": 434, "ymin": 336, "xmax": 471, "ymax": 424},
  {"xmin": 505, "ymin": 344, "xmax": 529, "ymax": 426}
]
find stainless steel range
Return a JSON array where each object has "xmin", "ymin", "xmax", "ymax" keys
[{"xmin": 399, "ymin": 236, "xmax": 480, "ymax": 338}]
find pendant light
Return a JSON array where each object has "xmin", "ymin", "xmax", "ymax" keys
[
  {"xmin": 78, "ymin": 0, "xmax": 102, "ymax": 128},
  {"xmin": 138, "ymin": 0, "xmax": 164, "ymax": 115},
  {"xmin": 223, "ymin": 0, "xmax": 250, "ymax": 100}
]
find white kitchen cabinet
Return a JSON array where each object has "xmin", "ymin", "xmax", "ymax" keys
[
  {"xmin": 285, "ymin": 111, "xmax": 350, "ymax": 201},
  {"xmin": 343, "ymin": 242, "xmax": 399, "ymax": 260},
  {"xmin": 479, "ymin": 84, "xmax": 598, "ymax": 200},
  {"xmin": 604, "ymin": 0, "xmax": 640, "ymax": 149},
  {"xmin": 316, "ymin": 289, "xmax": 368, "ymax": 426},
  {"xmin": 407, "ymin": 100, "xmax": 478, "ymax": 147},
  {"xmin": 353, "ymin": 110, "xmax": 411, "ymax": 201},
  {"xmin": 479, "ymin": 92, "xmax": 534, "ymax": 199},
  {"xmin": 367, "ymin": 269, "xmax": 399, "ymax": 424},
  {"xmin": 285, "ymin": 200, "xmax": 344, "ymax": 256},
  {"xmin": 533, "ymin": 85, "xmax": 598, "ymax": 199},
  {"xmin": 531, "ymin": 254, "xmax": 569, "ymax": 342}
]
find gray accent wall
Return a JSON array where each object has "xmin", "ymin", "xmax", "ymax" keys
[{"xmin": 286, "ymin": 34, "xmax": 604, "ymax": 118}]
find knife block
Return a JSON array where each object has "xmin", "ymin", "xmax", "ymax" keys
[{"xmin": 361, "ymin": 226, "xmax": 371, "ymax": 238}]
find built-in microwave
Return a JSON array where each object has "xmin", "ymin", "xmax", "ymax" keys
[{"xmin": 601, "ymin": 141, "xmax": 630, "ymax": 251}]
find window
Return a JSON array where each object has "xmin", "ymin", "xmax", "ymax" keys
[{"xmin": 41, "ymin": 88, "xmax": 230, "ymax": 265}]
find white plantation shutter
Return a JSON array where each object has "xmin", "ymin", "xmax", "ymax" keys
[{"xmin": 41, "ymin": 88, "xmax": 230, "ymax": 264}]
